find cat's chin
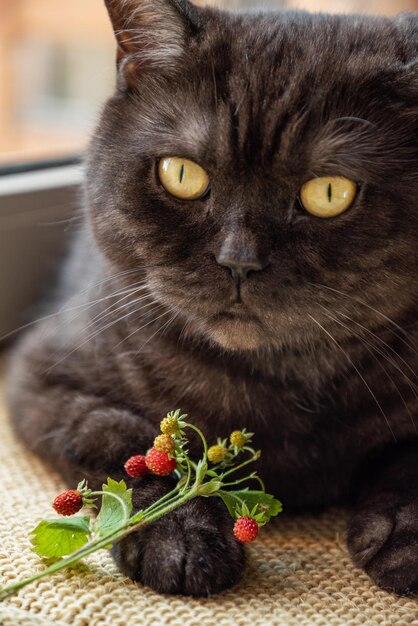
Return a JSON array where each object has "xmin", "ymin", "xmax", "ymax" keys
[{"xmin": 207, "ymin": 316, "xmax": 267, "ymax": 351}]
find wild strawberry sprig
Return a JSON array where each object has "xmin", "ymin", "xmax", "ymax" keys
[{"xmin": 0, "ymin": 410, "xmax": 282, "ymax": 601}]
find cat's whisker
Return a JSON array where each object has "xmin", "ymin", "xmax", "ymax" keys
[
  {"xmin": 35, "ymin": 280, "xmax": 149, "ymax": 344},
  {"xmin": 331, "ymin": 307, "xmax": 418, "ymax": 387},
  {"xmin": 136, "ymin": 309, "xmax": 181, "ymax": 355},
  {"xmin": 172, "ymin": 294, "xmax": 203, "ymax": 350},
  {"xmin": 32, "ymin": 425, "xmax": 67, "ymax": 447},
  {"xmin": 318, "ymin": 304, "xmax": 418, "ymax": 437},
  {"xmin": 313, "ymin": 301, "xmax": 418, "ymax": 393},
  {"xmin": 35, "ymin": 268, "xmax": 146, "ymax": 340},
  {"xmin": 72, "ymin": 284, "xmax": 151, "ymax": 338},
  {"xmin": 46, "ymin": 299, "xmax": 163, "ymax": 372},
  {"xmin": 178, "ymin": 316, "xmax": 194, "ymax": 349},
  {"xmin": 0, "ymin": 277, "xmax": 146, "ymax": 343},
  {"xmin": 79, "ymin": 267, "xmax": 145, "ymax": 297},
  {"xmin": 309, "ymin": 282, "xmax": 417, "ymax": 352},
  {"xmin": 36, "ymin": 214, "xmax": 85, "ymax": 228},
  {"xmin": 308, "ymin": 312, "xmax": 397, "ymax": 442},
  {"xmin": 331, "ymin": 116, "xmax": 376, "ymax": 129},
  {"xmin": 34, "ymin": 203, "xmax": 85, "ymax": 228},
  {"xmin": 160, "ymin": 309, "xmax": 181, "ymax": 340},
  {"xmin": 112, "ymin": 305, "xmax": 176, "ymax": 352},
  {"xmin": 71, "ymin": 298, "xmax": 162, "ymax": 350},
  {"xmin": 211, "ymin": 61, "xmax": 218, "ymax": 109}
]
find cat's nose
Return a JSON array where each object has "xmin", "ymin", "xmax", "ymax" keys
[
  {"xmin": 216, "ymin": 227, "xmax": 268, "ymax": 283},
  {"xmin": 216, "ymin": 256, "xmax": 265, "ymax": 283}
]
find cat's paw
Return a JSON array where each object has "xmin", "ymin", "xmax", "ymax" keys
[
  {"xmin": 59, "ymin": 405, "xmax": 153, "ymax": 473},
  {"xmin": 112, "ymin": 490, "xmax": 245, "ymax": 596},
  {"xmin": 347, "ymin": 499, "xmax": 418, "ymax": 596}
]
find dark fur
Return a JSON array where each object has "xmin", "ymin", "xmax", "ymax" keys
[{"xmin": 5, "ymin": 1, "xmax": 418, "ymax": 597}]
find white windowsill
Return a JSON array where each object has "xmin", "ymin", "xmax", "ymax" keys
[{"xmin": 0, "ymin": 165, "xmax": 84, "ymax": 197}]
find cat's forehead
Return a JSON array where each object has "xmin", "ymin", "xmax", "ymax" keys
[{"xmin": 127, "ymin": 14, "xmax": 414, "ymax": 183}]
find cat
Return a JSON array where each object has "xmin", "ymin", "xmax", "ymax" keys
[{"xmin": 5, "ymin": 0, "xmax": 418, "ymax": 597}]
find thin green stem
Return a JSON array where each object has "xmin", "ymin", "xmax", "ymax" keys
[
  {"xmin": 183, "ymin": 422, "xmax": 208, "ymax": 459},
  {"xmin": 253, "ymin": 475, "xmax": 266, "ymax": 492},
  {"xmin": 89, "ymin": 490, "xmax": 130, "ymax": 524},
  {"xmin": 242, "ymin": 446, "xmax": 257, "ymax": 455},
  {"xmin": 136, "ymin": 492, "xmax": 183, "ymax": 522},
  {"xmin": 220, "ymin": 452, "xmax": 260, "ymax": 480},
  {"xmin": 138, "ymin": 490, "xmax": 195, "ymax": 526},
  {"xmin": 140, "ymin": 483, "xmax": 181, "ymax": 517},
  {"xmin": 179, "ymin": 455, "xmax": 193, "ymax": 493},
  {"xmin": 220, "ymin": 473, "xmax": 258, "ymax": 488}
]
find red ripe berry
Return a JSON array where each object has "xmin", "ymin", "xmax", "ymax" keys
[
  {"xmin": 145, "ymin": 448, "xmax": 176, "ymax": 476},
  {"xmin": 52, "ymin": 490, "xmax": 83, "ymax": 516},
  {"xmin": 124, "ymin": 455, "xmax": 148, "ymax": 478},
  {"xmin": 233, "ymin": 517, "xmax": 259, "ymax": 543}
]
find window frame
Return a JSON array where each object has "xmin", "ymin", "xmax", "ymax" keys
[{"xmin": 0, "ymin": 156, "xmax": 84, "ymax": 344}]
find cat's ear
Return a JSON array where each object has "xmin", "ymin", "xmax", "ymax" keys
[{"xmin": 104, "ymin": 0, "xmax": 199, "ymax": 87}]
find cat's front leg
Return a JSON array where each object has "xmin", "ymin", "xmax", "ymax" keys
[
  {"xmin": 112, "ymin": 479, "xmax": 245, "ymax": 596},
  {"xmin": 6, "ymin": 379, "xmax": 158, "ymax": 487},
  {"xmin": 347, "ymin": 440, "xmax": 418, "ymax": 596}
]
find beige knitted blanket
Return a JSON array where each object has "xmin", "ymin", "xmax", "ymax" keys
[{"xmin": 0, "ymin": 379, "xmax": 417, "ymax": 626}]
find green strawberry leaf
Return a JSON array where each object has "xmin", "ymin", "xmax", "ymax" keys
[
  {"xmin": 30, "ymin": 516, "xmax": 91, "ymax": 558},
  {"xmin": 93, "ymin": 479, "xmax": 133, "ymax": 538},
  {"xmin": 218, "ymin": 490, "xmax": 283, "ymax": 525}
]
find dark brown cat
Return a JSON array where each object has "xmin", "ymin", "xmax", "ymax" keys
[{"xmin": 6, "ymin": 0, "xmax": 418, "ymax": 597}]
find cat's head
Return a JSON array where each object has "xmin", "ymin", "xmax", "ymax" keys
[{"xmin": 86, "ymin": 0, "xmax": 417, "ymax": 352}]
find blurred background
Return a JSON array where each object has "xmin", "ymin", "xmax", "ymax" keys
[{"xmin": 0, "ymin": 0, "xmax": 416, "ymax": 167}]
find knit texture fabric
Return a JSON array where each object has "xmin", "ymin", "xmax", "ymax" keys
[{"xmin": 1, "ymin": 379, "xmax": 417, "ymax": 626}]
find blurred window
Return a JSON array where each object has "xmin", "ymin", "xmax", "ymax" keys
[
  {"xmin": 0, "ymin": 0, "xmax": 115, "ymax": 164},
  {"xmin": 0, "ymin": 0, "xmax": 415, "ymax": 165}
]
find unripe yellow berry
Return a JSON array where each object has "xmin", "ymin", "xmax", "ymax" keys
[
  {"xmin": 208, "ymin": 445, "xmax": 228, "ymax": 464},
  {"xmin": 230, "ymin": 431, "xmax": 246, "ymax": 448},
  {"xmin": 160, "ymin": 415, "xmax": 178, "ymax": 435},
  {"xmin": 154, "ymin": 434, "xmax": 175, "ymax": 454}
]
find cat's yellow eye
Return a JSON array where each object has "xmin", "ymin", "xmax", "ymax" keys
[
  {"xmin": 158, "ymin": 157, "xmax": 210, "ymax": 200},
  {"xmin": 300, "ymin": 176, "xmax": 357, "ymax": 218}
]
